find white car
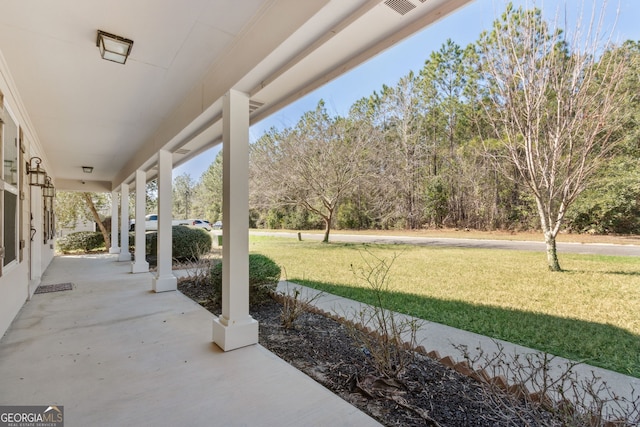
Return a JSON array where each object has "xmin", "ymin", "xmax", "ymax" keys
[
  {"xmin": 129, "ymin": 216, "xmax": 211, "ymax": 231},
  {"xmin": 188, "ymin": 219, "xmax": 212, "ymax": 231}
]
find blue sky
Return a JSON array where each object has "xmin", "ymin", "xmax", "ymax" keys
[{"xmin": 174, "ymin": 0, "xmax": 640, "ymax": 180}]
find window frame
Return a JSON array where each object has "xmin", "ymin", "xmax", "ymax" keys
[{"xmin": 0, "ymin": 102, "xmax": 21, "ymax": 272}]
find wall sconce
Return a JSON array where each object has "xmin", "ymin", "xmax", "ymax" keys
[
  {"xmin": 43, "ymin": 176, "xmax": 56, "ymax": 199},
  {"xmin": 82, "ymin": 166, "xmax": 93, "ymax": 173},
  {"xmin": 27, "ymin": 157, "xmax": 47, "ymax": 187},
  {"xmin": 96, "ymin": 30, "xmax": 134, "ymax": 64}
]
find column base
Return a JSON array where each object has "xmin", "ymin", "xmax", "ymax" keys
[
  {"xmin": 131, "ymin": 260, "xmax": 149, "ymax": 274},
  {"xmin": 109, "ymin": 246, "xmax": 120, "ymax": 254},
  {"xmin": 152, "ymin": 274, "xmax": 177, "ymax": 292},
  {"xmin": 213, "ymin": 316, "xmax": 259, "ymax": 351},
  {"xmin": 118, "ymin": 251, "xmax": 132, "ymax": 262}
]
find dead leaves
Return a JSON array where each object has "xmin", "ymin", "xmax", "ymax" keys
[{"xmin": 348, "ymin": 374, "xmax": 442, "ymax": 426}]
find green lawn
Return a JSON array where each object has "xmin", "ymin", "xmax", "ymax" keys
[{"xmin": 249, "ymin": 236, "xmax": 640, "ymax": 378}]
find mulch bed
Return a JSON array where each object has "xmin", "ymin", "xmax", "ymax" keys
[{"xmin": 178, "ymin": 279, "xmax": 556, "ymax": 426}]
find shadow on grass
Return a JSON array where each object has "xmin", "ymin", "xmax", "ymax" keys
[
  {"xmin": 574, "ymin": 270, "xmax": 640, "ymax": 277},
  {"xmin": 563, "ymin": 267, "xmax": 640, "ymax": 276},
  {"xmin": 296, "ymin": 279, "xmax": 640, "ymax": 379}
]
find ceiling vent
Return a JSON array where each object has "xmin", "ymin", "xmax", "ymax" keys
[
  {"xmin": 249, "ymin": 99, "xmax": 264, "ymax": 113},
  {"xmin": 384, "ymin": 0, "xmax": 416, "ymax": 16},
  {"xmin": 174, "ymin": 148, "xmax": 190, "ymax": 155}
]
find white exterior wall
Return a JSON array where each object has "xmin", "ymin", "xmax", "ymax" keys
[
  {"xmin": 0, "ymin": 261, "xmax": 29, "ymax": 339},
  {"xmin": 29, "ymin": 185, "xmax": 43, "ymax": 289},
  {"xmin": 58, "ymin": 219, "xmax": 96, "ymax": 237},
  {"xmin": 0, "ymin": 50, "xmax": 54, "ymax": 338},
  {"xmin": 40, "ymin": 242, "xmax": 54, "ymax": 283}
]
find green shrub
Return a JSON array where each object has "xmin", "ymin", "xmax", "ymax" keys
[
  {"xmin": 211, "ymin": 254, "xmax": 281, "ymax": 305},
  {"xmin": 172, "ymin": 226, "xmax": 212, "ymax": 260},
  {"xmin": 145, "ymin": 226, "xmax": 212, "ymax": 261},
  {"xmin": 57, "ymin": 231, "xmax": 105, "ymax": 253}
]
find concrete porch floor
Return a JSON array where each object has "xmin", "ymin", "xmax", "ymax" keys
[{"xmin": 0, "ymin": 254, "xmax": 380, "ymax": 427}]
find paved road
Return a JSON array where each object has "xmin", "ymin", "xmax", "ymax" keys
[{"xmin": 250, "ymin": 231, "xmax": 640, "ymax": 257}]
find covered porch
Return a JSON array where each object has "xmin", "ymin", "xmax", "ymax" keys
[
  {"xmin": 0, "ymin": 1, "xmax": 474, "ymax": 422},
  {"xmin": 0, "ymin": 0, "xmax": 475, "ymax": 350},
  {"xmin": 0, "ymin": 254, "xmax": 380, "ymax": 426}
]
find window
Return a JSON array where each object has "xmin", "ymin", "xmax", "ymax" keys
[
  {"xmin": 1, "ymin": 102, "xmax": 19, "ymax": 269},
  {"xmin": 3, "ymin": 191, "xmax": 16, "ymax": 264}
]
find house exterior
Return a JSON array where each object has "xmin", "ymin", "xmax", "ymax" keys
[
  {"xmin": 58, "ymin": 219, "xmax": 96, "ymax": 237},
  {"xmin": 0, "ymin": 0, "xmax": 474, "ymax": 348}
]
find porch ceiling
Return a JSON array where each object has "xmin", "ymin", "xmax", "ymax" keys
[{"xmin": 0, "ymin": 0, "xmax": 473, "ymax": 192}]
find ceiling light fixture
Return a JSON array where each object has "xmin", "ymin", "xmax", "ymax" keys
[
  {"xmin": 96, "ymin": 30, "xmax": 134, "ymax": 64},
  {"xmin": 82, "ymin": 166, "xmax": 94, "ymax": 173}
]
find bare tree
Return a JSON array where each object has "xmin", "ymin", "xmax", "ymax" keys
[
  {"xmin": 369, "ymin": 74, "xmax": 430, "ymax": 229},
  {"xmin": 476, "ymin": 2, "xmax": 629, "ymax": 270},
  {"xmin": 250, "ymin": 101, "xmax": 367, "ymax": 242}
]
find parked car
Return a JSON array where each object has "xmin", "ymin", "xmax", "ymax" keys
[
  {"xmin": 188, "ymin": 219, "xmax": 212, "ymax": 231},
  {"xmin": 128, "ymin": 214, "xmax": 160, "ymax": 231},
  {"xmin": 212, "ymin": 221, "xmax": 222, "ymax": 230},
  {"xmin": 129, "ymin": 215, "xmax": 196, "ymax": 231}
]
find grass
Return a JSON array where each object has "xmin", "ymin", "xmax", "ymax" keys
[{"xmin": 249, "ymin": 235, "xmax": 640, "ymax": 378}]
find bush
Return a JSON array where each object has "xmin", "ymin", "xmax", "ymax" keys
[
  {"xmin": 211, "ymin": 254, "xmax": 281, "ymax": 305},
  {"xmin": 57, "ymin": 231, "xmax": 105, "ymax": 253},
  {"xmin": 145, "ymin": 226, "xmax": 212, "ymax": 261},
  {"xmin": 172, "ymin": 226, "xmax": 212, "ymax": 261}
]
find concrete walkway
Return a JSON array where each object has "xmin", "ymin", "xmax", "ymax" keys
[
  {"xmin": 0, "ymin": 255, "xmax": 380, "ymax": 427},
  {"xmin": 276, "ymin": 281, "xmax": 640, "ymax": 415}
]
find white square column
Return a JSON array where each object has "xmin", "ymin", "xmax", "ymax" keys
[
  {"xmin": 132, "ymin": 169, "xmax": 149, "ymax": 273},
  {"xmin": 118, "ymin": 183, "xmax": 132, "ymax": 261},
  {"xmin": 109, "ymin": 190, "xmax": 120, "ymax": 254},
  {"xmin": 213, "ymin": 89, "xmax": 258, "ymax": 351},
  {"xmin": 152, "ymin": 149, "xmax": 177, "ymax": 292}
]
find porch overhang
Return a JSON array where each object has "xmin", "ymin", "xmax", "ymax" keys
[{"xmin": 0, "ymin": 0, "xmax": 475, "ymax": 191}]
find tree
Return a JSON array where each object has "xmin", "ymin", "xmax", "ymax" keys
[
  {"xmin": 419, "ymin": 39, "xmax": 470, "ymax": 227},
  {"xmin": 55, "ymin": 191, "xmax": 111, "ymax": 248},
  {"xmin": 565, "ymin": 41, "xmax": 640, "ymax": 234},
  {"xmin": 476, "ymin": 3, "xmax": 629, "ymax": 270},
  {"xmin": 81, "ymin": 193, "xmax": 111, "ymax": 248},
  {"xmin": 193, "ymin": 150, "xmax": 223, "ymax": 222},
  {"xmin": 330, "ymin": 96, "xmax": 381, "ymax": 230},
  {"xmin": 370, "ymin": 75, "xmax": 429, "ymax": 229},
  {"xmin": 250, "ymin": 101, "xmax": 367, "ymax": 242},
  {"xmin": 172, "ymin": 172, "xmax": 196, "ymax": 219},
  {"xmin": 145, "ymin": 179, "xmax": 158, "ymax": 214}
]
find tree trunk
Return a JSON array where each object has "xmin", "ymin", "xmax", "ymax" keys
[
  {"xmin": 544, "ymin": 231, "xmax": 561, "ymax": 272},
  {"xmin": 322, "ymin": 218, "xmax": 330, "ymax": 243},
  {"xmin": 82, "ymin": 193, "xmax": 111, "ymax": 249},
  {"xmin": 320, "ymin": 206, "xmax": 337, "ymax": 243},
  {"xmin": 534, "ymin": 196, "xmax": 562, "ymax": 272}
]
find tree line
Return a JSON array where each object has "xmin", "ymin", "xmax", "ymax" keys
[
  {"xmin": 249, "ymin": 4, "xmax": 639, "ymax": 270},
  {"xmin": 56, "ymin": 4, "xmax": 640, "ymax": 271}
]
